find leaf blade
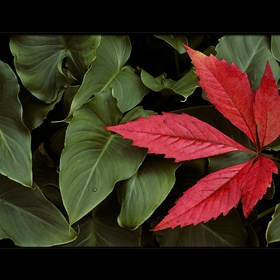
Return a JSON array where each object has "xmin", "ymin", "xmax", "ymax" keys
[
  {"xmin": 117, "ymin": 156, "xmax": 180, "ymax": 230},
  {"xmin": 153, "ymin": 159, "xmax": 255, "ymax": 230},
  {"xmin": 183, "ymin": 44, "xmax": 257, "ymax": 146},
  {"xmin": 0, "ymin": 61, "xmax": 32, "ymax": 187},
  {"xmin": 253, "ymin": 62, "xmax": 280, "ymax": 148},
  {"xmin": 0, "ymin": 175, "xmax": 77, "ymax": 247},
  {"xmin": 106, "ymin": 112, "xmax": 251, "ymax": 162},
  {"xmin": 60, "ymin": 90, "xmax": 147, "ymax": 225},
  {"xmin": 241, "ymin": 156, "xmax": 278, "ymax": 218}
]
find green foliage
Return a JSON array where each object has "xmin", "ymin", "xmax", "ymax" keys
[{"xmin": 0, "ymin": 33, "xmax": 279, "ymax": 247}]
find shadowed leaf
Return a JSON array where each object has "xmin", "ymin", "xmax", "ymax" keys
[
  {"xmin": 0, "ymin": 61, "xmax": 32, "ymax": 187},
  {"xmin": 0, "ymin": 175, "xmax": 77, "ymax": 247},
  {"xmin": 60, "ymin": 89, "xmax": 147, "ymax": 225},
  {"xmin": 10, "ymin": 35, "xmax": 101, "ymax": 103}
]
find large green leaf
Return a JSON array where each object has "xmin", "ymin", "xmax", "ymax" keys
[
  {"xmin": 60, "ymin": 89, "xmax": 147, "ymax": 225},
  {"xmin": 266, "ymin": 203, "xmax": 280, "ymax": 244},
  {"xmin": 9, "ymin": 35, "xmax": 101, "ymax": 103},
  {"xmin": 215, "ymin": 35, "xmax": 280, "ymax": 91},
  {"xmin": 154, "ymin": 209, "xmax": 249, "ymax": 247},
  {"xmin": 0, "ymin": 175, "xmax": 77, "ymax": 247},
  {"xmin": 140, "ymin": 68, "xmax": 199, "ymax": 99},
  {"xmin": 68, "ymin": 35, "xmax": 149, "ymax": 117},
  {"xmin": 117, "ymin": 155, "xmax": 180, "ymax": 230},
  {"xmin": 0, "ymin": 61, "xmax": 32, "ymax": 187}
]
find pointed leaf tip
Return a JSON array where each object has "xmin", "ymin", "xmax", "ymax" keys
[
  {"xmin": 153, "ymin": 159, "xmax": 255, "ymax": 231},
  {"xmin": 253, "ymin": 62, "xmax": 280, "ymax": 148},
  {"xmin": 106, "ymin": 112, "xmax": 250, "ymax": 162},
  {"xmin": 241, "ymin": 156, "xmax": 278, "ymax": 218}
]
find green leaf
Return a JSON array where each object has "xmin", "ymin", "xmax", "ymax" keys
[
  {"xmin": 60, "ymin": 89, "xmax": 147, "ymax": 225},
  {"xmin": 215, "ymin": 35, "xmax": 280, "ymax": 91},
  {"xmin": 154, "ymin": 34, "xmax": 188, "ymax": 54},
  {"xmin": 117, "ymin": 155, "xmax": 180, "ymax": 230},
  {"xmin": 120, "ymin": 105, "xmax": 156, "ymax": 124},
  {"xmin": 0, "ymin": 175, "xmax": 77, "ymax": 247},
  {"xmin": 140, "ymin": 68, "xmax": 199, "ymax": 99},
  {"xmin": 32, "ymin": 145, "xmax": 59, "ymax": 188},
  {"xmin": 267, "ymin": 135, "xmax": 280, "ymax": 151},
  {"xmin": 10, "ymin": 34, "xmax": 101, "ymax": 103},
  {"xmin": 271, "ymin": 35, "xmax": 280, "ymax": 62},
  {"xmin": 154, "ymin": 209, "xmax": 249, "ymax": 247},
  {"xmin": 20, "ymin": 87, "xmax": 63, "ymax": 130},
  {"xmin": 208, "ymin": 151, "xmax": 256, "ymax": 173},
  {"xmin": 68, "ymin": 35, "xmax": 149, "ymax": 117},
  {"xmin": 266, "ymin": 203, "xmax": 280, "ymax": 244},
  {"xmin": 61, "ymin": 214, "xmax": 142, "ymax": 247},
  {"xmin": 0, "ymin": 61, "xmax": 32, "ymax": 187}
]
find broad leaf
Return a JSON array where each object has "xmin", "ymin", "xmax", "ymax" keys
[
  {"xmin": 271, "ymin": 35, "xmax": 280, "ymax": 62},
  {"xmin": 154, "ymin": 209, "xmax": 250, "ymax": 247},
  {"xmin": 120, "ymin": 106, "xmax": 156, "ymax": 124},
  {"xmin": 60, "ymin": 89, "xmax": 147, "ymax": 225},
  {"xmin": 140, "ymin": 68, "xmax": 199, "ymax": 100},
  {"xmin": 68, "ymin": 35, "xmax": 149, "ymax": 117},
  {"xmin": 154, "ymin": 34, "xmax": 188, "ymax": 54},
  {"xmin": 0, "ymin": 175, "xmax": 77, "ymax": 247},
  {"xmin": 107, "ymin": 111, "xmax": 251, "ymax": 162},
  {"xmin": 32, "ymin": 144, "xmax": 59, "ymax": 188},
  {"xmin": 266, "ymin": 203, "xmax": 280, "ymax": 244},
  {"xmin": 117, "ymin": 155, "xmax": 180, "ymax": 230},
  {"xmin": 10, "ymin": 35, "xmax": 101, "ymax": 103},
  {"xmin": 61, "ymin": 214, "xmax": 142, "ymax": 247},
  {"xmin": 215, "ymin": 35, "xmax": 280, "ymax": 91},
  {"xmin": 0, "ymin": 61, "xmax": 32, "ymax": 187},
  {"xmin": 20, "ymin": 87, "xmax": 63, "ymax": 130}
]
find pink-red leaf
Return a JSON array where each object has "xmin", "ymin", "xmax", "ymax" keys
[
  {"xmin": 153, "ymin": 155, "xmax": 278, "ymax": 230},
  {"xmin": 105, "ymin": 45, "xmax": 280, "ymax": 231},
  {"xmin": 106, "ymin": 112, "xmax": 251, "ymax": 162},
  {"xmin": 241, "ymin": 156, "xmax": 278, "ymax": 218},
  {"xmin": 153, "ymin": 159, "xmax": 256, "ymax": 231},
  {"xmin": 183, "ymin": 44, "xmax": 257, "ymax": 146},
  {"xmin": 253, "ymin": 63, "xmax": 280, "ymax": 148}
]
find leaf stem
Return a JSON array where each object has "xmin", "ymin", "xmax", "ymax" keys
[
  {"xmin": 256, "ymin": 205, "xmax": 276, "ymax": 220},
  {"xmin": 260, "ymin": 153, "xmax": 280, "ymax": 162}
]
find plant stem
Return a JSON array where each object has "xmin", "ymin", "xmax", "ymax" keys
[
  {"xmin": 257, "ymin": 205, "xmax": 276, "ymax": 220},
  {"xmin": 260, "ymin": 153, "xmax": 280, "ymax": 162}
]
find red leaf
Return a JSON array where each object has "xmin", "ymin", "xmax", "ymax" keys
[
  {"xmin": 153, "ymin": 159, "xmax": 255, "ymax": 231},
  {"xmin": 183, "ymin": 44, "xmax": 257, "ymax": 146},
  {"xmin": 253, "ymin": 62, "xmax": 280, "ymax": 148},
  {"xmin": 153, "ymin": 155, "xmax": 278, "ymax": 231},
  {"xmin": 106, "ymin": 45, "xmax": 280, "ymax": 230},
  {"xmin": 241, "ymin": 156, "xmax": 278, "ymax": 217},
  {"xmin": 106, "ymin": 112, "xmax": 251, "ymax": 162}
]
